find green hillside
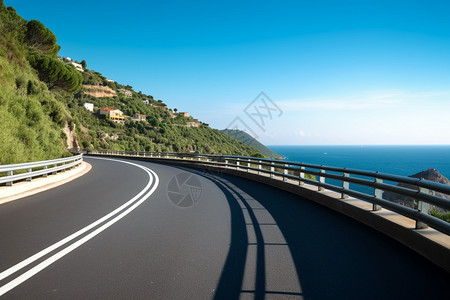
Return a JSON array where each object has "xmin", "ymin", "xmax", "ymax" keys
[
  {"xmin": 0, "ymin": 1, "xmax": 261, "ymax": 164},
  {"xmin": 221, "ymin": 129, "xmax": 282, "ymax": 159}
]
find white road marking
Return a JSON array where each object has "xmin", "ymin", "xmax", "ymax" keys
[{"xmin": 0, "ymin": 157, "xmax": 160, "ymax": 296}]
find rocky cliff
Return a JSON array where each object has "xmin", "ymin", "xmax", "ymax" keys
[{"xmin": 383, "ymin": 168, "xmax": 450, "ymax": 209}]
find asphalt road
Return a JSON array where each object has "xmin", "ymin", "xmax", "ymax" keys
[{"xmin": 0, "ymin": 156, "xmax": 448, "ymax": 299}]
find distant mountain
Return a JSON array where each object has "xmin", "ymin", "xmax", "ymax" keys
[
  {"xmin": 221, "ymin": 129, "xmax": 282, "ymax": 159},
  {"xmin": 383, "ymin": 168, "xmax": 450, "ymax": 208}
]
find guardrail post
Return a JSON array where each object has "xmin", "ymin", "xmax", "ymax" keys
[
  {"xmin": 236, "ymin": 158, "xmax": 240, "ymax": 169},
  {"xmin": 26, "ymin": 168, "xmax": 32, "ymax": 181},
  {"xmin": 341, "ymin": 173, "xmax": 349, "ymax": 199},
  {"xmin": 318, "ymin": 168, "xmax": 325, "ymax": 191},
  {"xmin": 270, "ymin": 162, "xmax": 274, "ymax": 178},
  {"xmin": 283, "ymin": 164, "xmax": 288, "ymax": 181},
  {"xmin": 373, "ymin": 178, "xmax": 383, "ymax": 211},
  {"xmin": 6, "ymin": 171, "xmax": 13, "ymax": 186},
  {"xmin": 416, "ymin": 187, "xmax": 431, "ymax": 229},
  {"xmin": 43, "ymin": 165, "xmax": 48, "ymax": 177},
  {"xmin": 299, "ymin": 166, "xmax": 305, "ymax": 186},
  {"xmin": 258, "ymin": 161, "xmax": 261, "ymax": 175}
]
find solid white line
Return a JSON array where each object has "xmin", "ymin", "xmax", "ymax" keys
[
  {"xmin": 0, "ymin": 157, "xmax": 152, "ymax": 282},
  {"xmin": 0, "ymin": 158, "xmax": 159, "ymax": 296}
]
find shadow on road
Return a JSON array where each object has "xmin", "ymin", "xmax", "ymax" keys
[
  {"xmin": 206, "ymin": 176, "xmax": 249, "ymax": 299},
  {"xmin": 165, "ymin": 165, "xmax": 450, "ymax": 299}
]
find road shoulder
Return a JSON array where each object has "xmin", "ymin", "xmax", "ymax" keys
[{"xmin": 0, "ymin": 162, "xmax": 92, "ymax": 205}]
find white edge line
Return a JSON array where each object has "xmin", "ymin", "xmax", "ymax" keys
[
  {"xmin": 0, "ymin": 166, "xmax": 159, "ymax": 296},
  {"xmin": 0, "ymin": 157, "xmax": 156, "ymax": 286}
]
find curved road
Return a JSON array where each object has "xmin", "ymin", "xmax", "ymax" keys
[{"xmin": 0, "ymin": 157, "xmax": 448, "ymax": 299}]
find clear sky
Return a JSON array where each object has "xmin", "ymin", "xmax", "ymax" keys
[{"xmin": 6, "ymin": 0, "xmax": 450, "ymax": 145}]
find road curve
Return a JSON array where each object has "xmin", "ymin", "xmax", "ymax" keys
[{"xmin": 0, "ymin": 157, "xmax": 448, "ymax": 299}]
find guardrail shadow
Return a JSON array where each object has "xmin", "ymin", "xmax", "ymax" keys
[
  {"xmin": 208, "ymin": 177, "xmax": 250, "ymax": 299},
  {"xmin": 169, "ymin": 165, "xmax": 450, "ymax": 300},
  {"xmin": 175, "ymin": 166, "xmax": 303, "ymax": 299}
]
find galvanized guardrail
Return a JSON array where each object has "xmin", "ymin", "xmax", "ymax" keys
[
  {"xmin": 82, "ymin": 149, "xmax": 450, "ymax": 235},
  {"xmin": 0, "ymin": 155, "xmax": 83, "ymax": 186}
]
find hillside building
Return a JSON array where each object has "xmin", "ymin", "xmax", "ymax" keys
[
  {"xmin": 70, "ymin": 61, "xmax": 84, "ymax": 72},
  {"xmin": 132, "ymin": 114, "xmax": 146, "ymax": 121},
  {"xmin": 118, "ymin": 89, "xmax": 132, "ymax": 97},
  {"xmin": 99, "ymin": 108, "xmax": 125, "ymax": 122},
  {"xmin": 83, "ymin": 102, "xmax": 94, "ymax": 112}
]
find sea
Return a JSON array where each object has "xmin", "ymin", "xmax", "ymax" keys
[{"xmin": 268, "ymin": 145, "xmax": 450, "ymax": 193}]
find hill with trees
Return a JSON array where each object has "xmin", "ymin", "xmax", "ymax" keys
[
  {"xmin": 221, "ymin": 129, "xmax": 282, "ymax": 159},
  {"xmin": 0, "ymin": 1, "xmax": 261, "ymax": 164}
]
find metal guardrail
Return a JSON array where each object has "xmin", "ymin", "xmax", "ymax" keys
[
  {"xmin": 0, "ymin": 155, "xmax": 83, "ymax": 186},
  {"xmin": 81, "ymin": 149, "xmax": 450, "ymax": 236}
]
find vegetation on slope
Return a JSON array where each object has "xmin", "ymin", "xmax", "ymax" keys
[
  {"xmin": 221, "ymin": 129, "xmax": 282, "ymax": 159},
  {"xmin": 0, "ymin": 1, "xmax": 261, "ymax": 164},
  {"xmin": 68, "ymin": 83, "xmax": 257, "ymax": 154},
  {"xmin": 0, "ymin": 3, "xmax": 70, "ymax": 164}
]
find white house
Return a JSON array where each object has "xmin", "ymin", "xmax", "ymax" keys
[
  {"xmin": 83, "ymin": 102, "xmax": 94, "ymax": 112},
  {"xmin": 70, "ymin": 61, "xmax": 84, "ymax": 72}
]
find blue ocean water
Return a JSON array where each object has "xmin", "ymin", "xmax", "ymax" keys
[{"xmin": 268, "ymin": 145, "xmax": 450, "ymax": 178}]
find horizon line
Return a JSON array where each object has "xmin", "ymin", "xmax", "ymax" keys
[{"xmin": 266, "ymin": 144, "xmax": 450, "ymax": 147}]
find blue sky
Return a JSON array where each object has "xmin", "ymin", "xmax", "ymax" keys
[{"xmin": 6, "ymin": 0, "xmax": 450, "ymax": 145}]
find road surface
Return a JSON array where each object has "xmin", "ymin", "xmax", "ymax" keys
[{"xmin": 0, "ymin": 156, "xmax": 448, "ymax": 299}]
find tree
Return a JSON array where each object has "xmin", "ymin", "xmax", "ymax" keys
[
  {"xmin": 80, "ymin": 59, "xmax": 87, "ymax": 69},
  {"xmin": 174, "ymin": 108, "xmax": 178, "ymax": 113},
  {"xmin": 25, "ymin": 20, "xmax": 60, "ymax": 56},
  {"xmin": 28, "ymin": 52, "xmax": 82, "ymax": 93},
  {"xmin": 0, "ymin": 3, "xmax": 27, "ymax": 36}
]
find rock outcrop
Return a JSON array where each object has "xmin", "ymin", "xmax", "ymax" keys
[
  {"xmin": 62, "ymin": 121, "xmax": 80, "ymax": 150},
  {"xmin": 383, "ymin": 168, "xmax": 450, "ymax": 209},
  {"xmin": 82, "ymin": 85, "xmax": 116, "ymax": 98}
]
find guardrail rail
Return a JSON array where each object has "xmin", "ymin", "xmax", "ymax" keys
[
  {"xmin": 0, "ymin": 154, "xmax": 83, "ymax": 187},
  {"xmin": 80, "ymin": 149, "xmax": 450, "ymax": 236}
]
